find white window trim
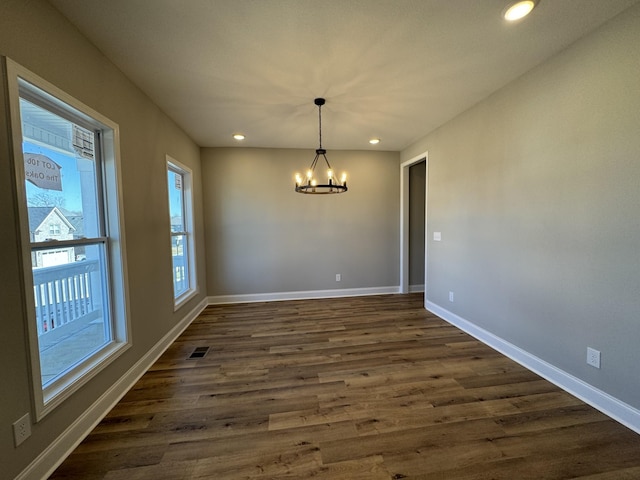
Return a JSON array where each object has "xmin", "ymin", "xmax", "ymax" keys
[
  {"xmin": 5, "ymin": 57, "xmax": 131, "ymax": 420},
  {"xmin": 166, "ymin": 155, "xmax": 198, "ymax": 310}
]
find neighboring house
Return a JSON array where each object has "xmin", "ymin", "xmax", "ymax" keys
[
  {"xmin": 28, "ymin": 206, "xmax": 78, "ymax": 268},
  {"xmin": 170, "ymin": 215, "xmax": 183, "ymax": 233},
  {"xmin": 64, "ymin": 211, "xmax": 86, "ymax": 261}
]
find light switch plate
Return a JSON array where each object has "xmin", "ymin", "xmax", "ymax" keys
[{"xmin": 433, "ymin": 232, "xmax": 442, "ymax": 241}]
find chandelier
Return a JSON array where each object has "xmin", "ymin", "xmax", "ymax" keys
[{"xmin": 295, "ymin": 98, "xmax": 348, "ymax": 194}]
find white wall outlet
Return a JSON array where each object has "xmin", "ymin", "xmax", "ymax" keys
[
  {"xmin": 335, "ymin": 273, "xmax": 341, "ymax": 282},
  {"xmin": 587, "ymin": 347, "xmax": 601, "ymax": 369},
  {"xmin": 433, "ymin": 232, "xmax": 442, "ymax": 241},
  {"xmin": 449, "ymin": 291, "xmax": 454, "ymax": 302},
  {"xmin": 13, "ymin": 412, "xmax": 31, "ymax": 447}
]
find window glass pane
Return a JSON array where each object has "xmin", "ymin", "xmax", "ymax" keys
[
  {"xmin": 168, "ymin": 169, "xmax": 184, "ymax": 232},
  {"xmin": 171, "ymin": 234, "xmax": 189, "ymax": 297},
  {"xmin": 167, "ymin": 157, "xmax": 196, "ymax": 305},
  {"xmin": 19, "ymin": 95, "xmax": 111, "ymax": 388},
  {"xmin": 21, "ymin": 98, "xmax": 100, "ymax": 242},
  {"xmin": 34, "ymin": 244, "xmax": 110, "ymax": 386}
]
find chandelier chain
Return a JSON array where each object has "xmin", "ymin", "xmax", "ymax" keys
[{"xmin": 318, "ymin": 102, "xmax": 322, "ymax": 150}]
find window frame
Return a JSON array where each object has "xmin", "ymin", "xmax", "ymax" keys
[
  {"xmin": 5, "ymin": 57, "xmax": 131, "ymax": 420},
  {"xmin": 166, "ymin": 155, "xmax": 198, "ymax": 309}
]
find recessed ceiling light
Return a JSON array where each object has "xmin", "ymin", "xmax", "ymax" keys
[
  {"xmin": 369, "ymin": 138, "xmax": 380, "ymax": 145},
  {"xmin": 233, "ymin": 133, "xmax": 245, "ymax": 140},
  {"xmin": 503, "ymin": 0, "xmax": 536, "ymax": 21}
]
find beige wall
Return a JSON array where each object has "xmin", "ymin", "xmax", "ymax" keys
[
  {"xmin": 403, "ymin": 5, "xmax": 640, "ymax": 409},
  {"xmin": 0, "ymin": 1, "xmax": 206, "ymax": 477},
  {"xmin": 202, "ymin": 147, "xmax": 400, "ymax": 296}
]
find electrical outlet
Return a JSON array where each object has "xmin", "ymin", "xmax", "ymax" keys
[
  {"xmin": 587, "ymin": 347, "xmax": 601, "ymax": 369},
  {"xmin": 13, "ymin": 413, "xmax": 31, "ymax": 447},
  {"xmin": 335, "ymin": 273, "xmax": 341, "ymax": 282},
  {"xmin": 449, "ymin": 291, "xmax": 454, "ymax": 302}
]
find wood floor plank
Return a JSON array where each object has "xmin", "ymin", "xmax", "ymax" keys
[
  {"xmin": 52, "ymin": 444, "xmax": 168, "ymax": 478},
  {"xmin": 573, "ymin": 466, "xmax": 640, "ymax": 479},
  {"xmin": 49, "ymin": 294, "xmax": 640, "ymax": 479},
  {"xmin": 102, "ymin": 460, "xmax": 198, "ymax": 480}
]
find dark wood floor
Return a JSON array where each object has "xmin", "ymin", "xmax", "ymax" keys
[{"xmin": 50, "ymin": 294, "xmax": 640, "ymax": 479}]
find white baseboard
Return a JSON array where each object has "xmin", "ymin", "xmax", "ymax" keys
[
  {"xmin": 17, "ymin": 298, "xmax": 208, "ymax": 480},
  {"xmin": 426, "ymin": 301, "xmax": 640, "ymax": 435},
  {"xmin": 207, "ymin": 285, "xmax": 400, "ymax": 305},
  {"xmin": 409, "ymin": 284, "xmax": 425, "ymax": 293}
]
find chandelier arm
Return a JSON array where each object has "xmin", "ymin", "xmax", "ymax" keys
[
  {"xmin": 320, "ymin": 153, "xmax": 333, "ymax": 171},
  {"xmin": 310, "ymin": 153, "xmax": 320, "ymax": 170},
  {"xmin": 308, "ymin": 153, "xmax": 320, "ymax": 180}
]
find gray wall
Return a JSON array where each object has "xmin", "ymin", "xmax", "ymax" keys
[
  {"xmin": 202, "ymin": 148, "xmax": 400, "ymax": 296},
  {"xmin": 0, "ymin": 1, "xmax": 206, "ymax": 477},
  {"xmin": 402, "ymin": 5, "xmax": 640, "ymax": 409},
  {"xmin": 409, "ymin": 161, "xmax": 426, "ymax": 287}
]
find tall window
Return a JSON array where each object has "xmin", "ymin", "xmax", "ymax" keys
[
  {"xmin": 167, "ymin": 156, "xmax": 197, "ymax": 307},
  {"xmin": 7, "ymin": 59, "xmax": 130, "ymax": 418}
]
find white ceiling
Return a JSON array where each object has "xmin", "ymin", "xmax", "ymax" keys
[{"xmin": 49, "ymin": 0, "xmax": 639, "ymax": 151}]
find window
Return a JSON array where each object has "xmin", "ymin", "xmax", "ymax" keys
[
  {"xmin": 6, "ymin": 58, "xmax": 130, "ymax": 418},
  {"xmin": 167, "ymin": 156, "xmax": 197, "ymax": 308}
]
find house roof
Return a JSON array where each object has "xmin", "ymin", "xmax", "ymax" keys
[
  {"xmin": 62, "ymin": 211, "xmax": 85, "ymax": 237},
  {"xmin": 27, "ymin": 207, "xmax": 54, "ymax": 233},
  {"xmin": 27, "ymin": 206, "xmax": 77, "ymax": 234}
]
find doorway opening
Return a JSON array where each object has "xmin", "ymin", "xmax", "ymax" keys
[{"xmin": 400, "ymin": 152, "xmax": 428, "ymax": 303}]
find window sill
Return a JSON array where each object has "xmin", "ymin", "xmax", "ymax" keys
[
  {"xmin": 174, "ymin": 287, "xmax": 199, "ymax": 312},
  {"xmin": 38, "ymin": 339, "xmax": 131, "ymax": 420}
]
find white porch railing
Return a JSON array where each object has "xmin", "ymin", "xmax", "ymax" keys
[{"xmin": 32, "ymin": 260, "xmax": 101, "ymax": 336}]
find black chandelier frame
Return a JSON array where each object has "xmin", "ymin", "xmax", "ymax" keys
[{"xmin": 295, "ymin": 98, "xmax": 348, "ymax": 194}]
